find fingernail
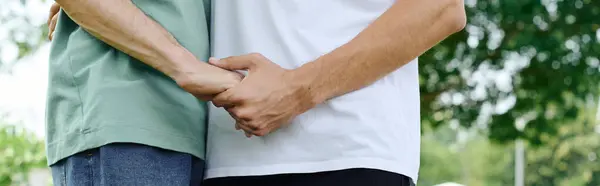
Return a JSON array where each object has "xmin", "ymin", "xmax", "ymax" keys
[{"xmin": 208, "ymin": 57, "xmax": 219, "ymax": 64}]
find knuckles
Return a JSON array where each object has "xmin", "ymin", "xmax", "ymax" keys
[
  {"xmin": 249, "ymin": 53, "xmax": 265, "ymax": 60},
  {"xmin": 232, "ymin": 108, "xmax": 254, "ymax": 121},
  {"xmin": 234, "ymin": 115, "xmax": 277, "ymax": 137},
  {"xmin": 253, "ymin": 129, "xmax": 269, "ymax": 136}
]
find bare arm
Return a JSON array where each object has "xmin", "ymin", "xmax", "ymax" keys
[
  {"xmin": 54, "ymin": 0, "xmax": 240, "ymax": 99},
  {"xmin": 207, "ymin": 0, "xmax": 467, "ymax": 136},
  {"xmin": 295, "ymin": 0, "xmax": 467, "ymax": 104}
]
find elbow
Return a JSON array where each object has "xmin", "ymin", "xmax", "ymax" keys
[
  {"xmin": 443, "ymin": 0, "xmax": 467, "ymax": 33},
  {"xmin": 55, "ymin": 0, "xmax": 89, "ymax": 12},
  {"xmin": 55, "ymin": 0, "xmax": 69, "ymax": 7},
  {"xmin": 54, "ymin": 0, "xmax": 73, "ymax": 12}
]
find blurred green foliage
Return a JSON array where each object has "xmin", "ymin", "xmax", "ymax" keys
[
  {"xmin": 0, "ymin": 123, "xmax": 46, "ymax": 185},
  {"xmin": 524, "ymin": 105, "xmax": 600, "ymax": 186},
  {"xmin": 420, "ymin": 125, "xmax": 515, "ymax": 186},
  {"xmin": 420, "ymin": 104, "xmax": 600, "ymax": 186},
  {"xmin": 420, "ymin": 0, "xmax": 600, "ymax": 144}
]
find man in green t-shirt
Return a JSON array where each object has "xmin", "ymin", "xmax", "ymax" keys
[{"xmin": 45, "ymin": 1, "xmax": 237, "ymax": 185}]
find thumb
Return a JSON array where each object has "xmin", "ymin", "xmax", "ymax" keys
[{"xmin": 209, "ymin": 55, "xmax": 256, "ymax": 71}]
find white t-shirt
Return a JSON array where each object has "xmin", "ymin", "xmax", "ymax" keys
[{"xmin": 208, "ymin": 0, "xmax": 421, "ymax": 182}]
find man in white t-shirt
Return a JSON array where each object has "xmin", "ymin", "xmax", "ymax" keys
[{"xmin": 204, "ymin": 0, "xmax": 466, "ymax": 185}]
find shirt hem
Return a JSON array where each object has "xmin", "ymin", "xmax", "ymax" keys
[
  {"xmin": 46, "ymin": 124, "xmax": 206, "ymax": 166},
  {"xmin": 204, "ymin": 157, "xmax": 419, "ymax": 183}
]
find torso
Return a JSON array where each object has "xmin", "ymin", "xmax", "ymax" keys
[
  {"xmin": 208, "ymin": 0, "xmax": 421, "ymax": 181},
  {"xmin": 45, "ymin": 0, "xmax": 211, "ymax": 165}
]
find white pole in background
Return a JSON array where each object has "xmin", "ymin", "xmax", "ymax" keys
[{"xmin": 515, "ymin": 139, "xmax": 525, "ymax": 186}]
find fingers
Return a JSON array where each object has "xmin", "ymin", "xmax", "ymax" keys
[
  {"xmin": 226, "ymin": 108, "xmax": 254, "ymax": 138},
  {"xmin": 212, "ymin": 89, "xmax": 241, "ymax": 108},
  {"xmin": 225, "ymin": 107, "xmax": 253, "ymax": 138},
  {"xmin": 209, "ymin": 57, "xmax": 253, "ymax": 71},
  {"xmin": 234, "ymin": 115, "xmax": 271, "ymax": 137},
  {"xmin": 237, "ymin": 122, "xmax": 255, "ymax": 138},
  {"xmin": 194, "ymin": 94, "xmax": 215, "ymax": 101},
  {"xmin": 208, "ymin": 53, "xmax": 267, "ymax": 71},
  {"xmin": 48, "ymin": 3, "xmax": 60, "ymax": 40},
  {"xmin": 48, "ymin": 14, "xmax": 58, "ymax": 40}
]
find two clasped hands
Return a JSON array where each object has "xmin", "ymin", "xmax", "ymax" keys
[{"xmin": 178, "ymin": 53, "xmax": 315, "ymax": 138}]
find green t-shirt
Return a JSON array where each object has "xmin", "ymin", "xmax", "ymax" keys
[{"xmin": 45, "ymin": 0, "xmax": 211, "ymax": 165}]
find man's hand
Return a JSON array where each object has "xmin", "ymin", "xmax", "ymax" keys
[
  {"xmin": 47, "ymin": 2, "xmax": 60, "ymax": 40},
  {"xmin": 174, "ymin": 62, "xmax": 243, "ymax": 101},
  {"xmin": 210, "ymin": 54, "xmax": 316, "ymax": 137}
]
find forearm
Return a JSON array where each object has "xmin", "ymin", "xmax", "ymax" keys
[
  {"xmin": 56, "ymin": 0, "xmax": 223, "ymax": 79},
  {"xmin": 294, "ymin": 0, "xmax": 466, "ymax": 104}
]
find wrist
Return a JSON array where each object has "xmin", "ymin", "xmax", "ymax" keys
[
  {"xmin": 162, "ymin": 49, "xmax": 203, "ymax": 82},
  {"xmin": 289, "ymin": 62, "xmax": 328, "ymax": 106}
]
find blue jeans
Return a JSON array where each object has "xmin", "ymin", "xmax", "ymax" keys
[{"xmin": 50, "ymin": 143, "xmax": 205, "ymax": 186}]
